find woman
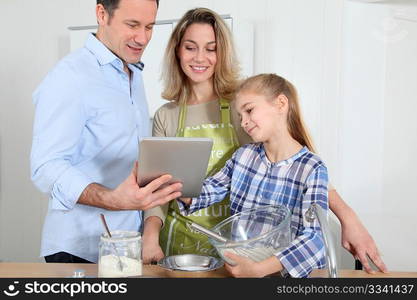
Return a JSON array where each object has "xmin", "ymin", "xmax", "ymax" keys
[{"xmin": 142, "ymin": 7, "xmax": 386, "ymax": 274}]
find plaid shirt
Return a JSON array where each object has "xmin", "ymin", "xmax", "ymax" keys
[{"xmin": 178, "ymin": 143, "xmax": 328, "ymax": 278}]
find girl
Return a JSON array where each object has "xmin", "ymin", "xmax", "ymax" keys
[{"xmin": 178, "ymin": 74, "xmax": 328, "ymax": 278}]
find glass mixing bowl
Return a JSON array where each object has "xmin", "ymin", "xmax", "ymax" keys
[{"xmin": 208, "ymin": 204, "xmax": 291, "ymax": 265}]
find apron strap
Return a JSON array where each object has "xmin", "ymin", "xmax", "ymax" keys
[
  {"xmin": 219, "ymin": 98, "xmax": 240, "ymax": 148},
  {"xmin": 176, "ymin": 102, "xmax": 187, "ymax": 137},
  {"xmin": 219, "ymin": 98, "xmax": 231, "ymax": 125},
  {"xmin": 176, "ymin": 99, "xmax": 239, "ymax": 145}
]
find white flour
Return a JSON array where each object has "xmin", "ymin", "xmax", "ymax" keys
[{"xmin": 98, "ymin": 255, "xmax": 142, "ymax": 277}]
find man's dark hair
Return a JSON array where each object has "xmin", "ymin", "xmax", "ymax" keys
[{"xmin": 97, "ymin": 0, "xmax": 159, "ymax": 18}]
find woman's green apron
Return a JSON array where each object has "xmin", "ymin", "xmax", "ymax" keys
[{"xmin": 159, "ymin": 99, "xmax": 239, "ymax": 256}]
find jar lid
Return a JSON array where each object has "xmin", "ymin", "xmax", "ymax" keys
[{"xmin": 100, "ymin": 230, "xmax": 141, "ymax": 243}]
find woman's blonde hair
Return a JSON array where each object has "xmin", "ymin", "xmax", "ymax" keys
[
  {"xmin": 161, "ymin": 8, "xmax": 240, "ymax": 104},
  {"xmin": 236, "ymin": 74, "xmax": 316, "ymax": 152}
]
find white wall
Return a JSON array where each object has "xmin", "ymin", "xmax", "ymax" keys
[
  {"xmin": 0, "ymin": 0, "xmax": 416, "ymax": 272},
  {"xmin": 339, "ymin": 0, "xmax": 417, "ymax": 271},
  {"xmin": 0, "ymin": 0, "xmax": 98, "ymax": 263}
]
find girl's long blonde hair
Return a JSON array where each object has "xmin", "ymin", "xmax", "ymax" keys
[
  {"xmin": 161, "ymin": 8, "xmax": 240, "ymax": 104},
  {"xmin": 236, "ymin": 74, "xmax": 316, "ymax": 152}
]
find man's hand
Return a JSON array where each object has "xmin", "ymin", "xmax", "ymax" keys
[
  {"xmin": 111, "ymin": 162, "xmax": 182, "ymax": 210},
  {"xmin": 79, "ymin": 162, "xmax": 182, "ymax": 211},
  {"xmin": 328, "ymin": 189, "xmax": 388, "ymax": 274},
  {"xmin": 341, "ymin": 216, "xmax": 388, "ymax": 274}
]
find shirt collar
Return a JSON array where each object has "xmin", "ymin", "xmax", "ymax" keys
[
  {"xmin": 85, "ymin": 33, "xmax": 145, "ymax": 71},
  {"xmin": 258, "ymin": 143, "xmax": 309, "ymax": 167}
]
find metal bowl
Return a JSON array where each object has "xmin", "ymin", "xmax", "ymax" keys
[{"xmin": 157, "ymin": 254, "xmax": 224, "ymax": 272}]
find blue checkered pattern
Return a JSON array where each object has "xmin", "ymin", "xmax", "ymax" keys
[{"xmin": 178, "ymin": 143, "xmax": 328, "ymax": 277}]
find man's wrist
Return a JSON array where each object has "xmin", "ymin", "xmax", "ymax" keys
[
  {"xmin": 329, "ymin": 191, "xmax": 355, "ymax": 223},
  {"xmin": 338, "ymin": 207, "xmax": 358, "ymax": 227},
  {"xmin": 104, "ymin": 187, "xmax": 122, "ymax": 210},
  {"xmin": 79, "ymin": 183, "xmax": 119, "ymax": 210}
]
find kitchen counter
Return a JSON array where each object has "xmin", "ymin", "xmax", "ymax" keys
[{"xmin": 0, "ymin": 263, "xmax": 416, "ymax": 278}]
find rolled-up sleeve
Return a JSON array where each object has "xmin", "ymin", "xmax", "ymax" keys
[
  {"xmin": 277, "ymin": 164, "xmax": 328, "ymax": 278},
  {"xmin": 30, "ymin": 67, "xmax": 92, "ymax": 211},
  {"xmin": 144, "ymin": 204, "xmax": 169, "ymax": 226}
]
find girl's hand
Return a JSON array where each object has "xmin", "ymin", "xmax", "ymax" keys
[
  {"xmin": 223, "ymin": 252, "xmax": 264, "ymax": 277},
  {"xmin": 179, "ymin": 197, "xmax": 192, "ymax": 205}
]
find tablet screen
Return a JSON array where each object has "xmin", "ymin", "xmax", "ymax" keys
[{"xmin": 137, "ymin": 137, "xmax": 213, "ymax": 197}]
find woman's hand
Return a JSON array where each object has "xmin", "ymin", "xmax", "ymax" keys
[
  {"xmin": 142, "ymin": 216, "xmax": 165, "ymax": 264},
  {"xmin": 142, "ymin": 240, "xmax": 165, "ymax": 264}
]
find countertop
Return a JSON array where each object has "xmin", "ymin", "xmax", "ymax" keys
[{"xmin": 0, "ymin": 263, "xmax": 416, "ymax": 278}]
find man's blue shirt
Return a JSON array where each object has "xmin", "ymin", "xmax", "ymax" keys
[{"xmin": 30, "ymin": 33, "xmax": 150, "ymax": 262}]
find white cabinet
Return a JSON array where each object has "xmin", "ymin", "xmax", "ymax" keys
[{"xmin": 140, "ymin": 22, "xmax": 173, "ymax": 117}]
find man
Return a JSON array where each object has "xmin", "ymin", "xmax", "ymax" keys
[{"xmin": 30, "ymin": 0, "xmax": 181, "ymax": 263}]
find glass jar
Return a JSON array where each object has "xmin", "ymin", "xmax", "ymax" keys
[{"xmin": 98, "ymin": 230, "xmax": 142, "ymax": 278}]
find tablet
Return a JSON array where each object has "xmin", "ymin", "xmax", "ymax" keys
[{"xmin": 137, "ymin": 137, "xmax": 213, "ymax": 197}]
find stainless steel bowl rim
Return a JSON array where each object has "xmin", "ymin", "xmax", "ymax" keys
[{"xmin": 157, "ymin": 254, "xmax": 224, "ymax": 272}]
